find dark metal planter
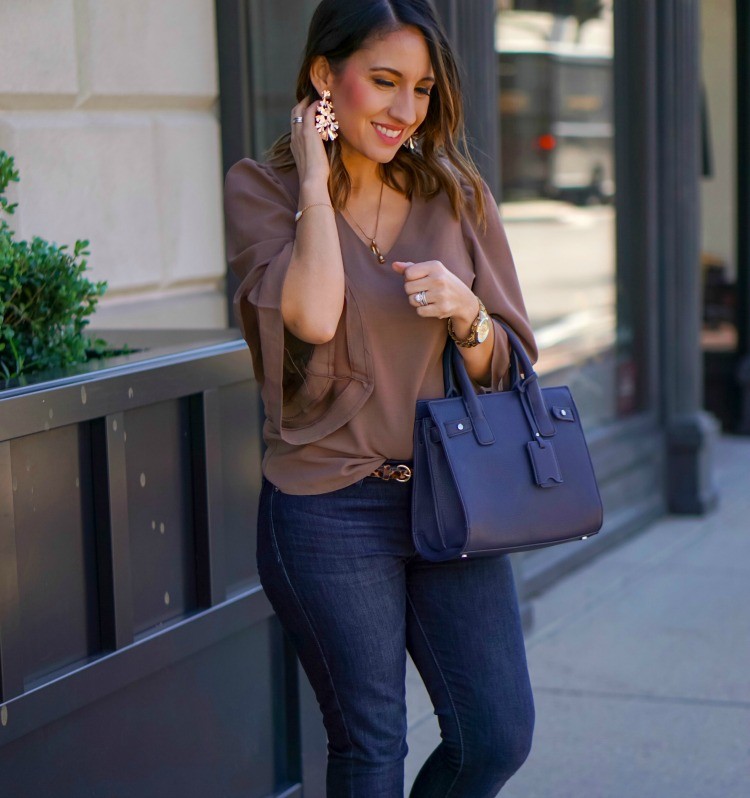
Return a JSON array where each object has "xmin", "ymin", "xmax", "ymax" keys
[{"xmin": 0, "ymin": 329, "xmax": 326, "ymax": 798}]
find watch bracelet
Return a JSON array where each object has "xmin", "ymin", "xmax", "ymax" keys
[{"xmin": 448, "ymin": 298, "xmax": 486, "ymax": 348}]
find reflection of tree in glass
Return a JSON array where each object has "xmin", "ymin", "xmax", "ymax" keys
[
  {"xmin": 501, "ymin": 0, "xmax": 606, "ymax": 31},
  {"xmin": 570, "ymin": 1, "xmax": 605, "ymax": 28}
]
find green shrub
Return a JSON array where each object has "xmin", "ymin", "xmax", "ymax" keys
[{"xmin": 0, "ymin": 150, "xmax": 131, "ymax": 384}]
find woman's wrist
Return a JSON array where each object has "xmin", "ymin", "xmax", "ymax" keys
[
  {"xmin": 299, "ymin": 173, "xmax": 331, "ymax": 199},
  {"xmin": 449, "ymin": 294, "xmax": 481, "ymax": 339}
]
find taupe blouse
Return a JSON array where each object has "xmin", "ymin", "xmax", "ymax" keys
[{"xmin": 224, "ymin": 159, "xmax": 537, "ymax": 495}]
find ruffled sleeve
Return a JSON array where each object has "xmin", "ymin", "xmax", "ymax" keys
[
  {"xmin": 224, "ymin": 158, "xmax": 295, "ymax": 386},
  {"xmin": 461, "ymin": 178, "xmax": 538, "ymax": 391},
  {"xmin": 223, "ymin": 158, "xmax": 373, "ymax": 444}
]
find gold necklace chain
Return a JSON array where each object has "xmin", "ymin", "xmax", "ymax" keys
[{"xmin": 344, "ymin": 180, "xmax": 386, "ymax": 264}]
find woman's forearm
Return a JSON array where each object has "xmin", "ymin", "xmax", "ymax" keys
[{"xmin": 281, "ymin": 176, "xmax": 345, "ymax": 344}]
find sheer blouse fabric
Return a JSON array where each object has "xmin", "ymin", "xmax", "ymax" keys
[{"xmin": 224, "ymin": 158, "xmax": 537, "ymax": 495}]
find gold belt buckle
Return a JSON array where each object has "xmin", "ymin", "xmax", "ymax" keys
[{"xmin": 372, "ymin": 463, "xmax": 412, "ymax": 482}]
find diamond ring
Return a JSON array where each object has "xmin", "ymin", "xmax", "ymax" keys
[{"xmin": 415, "ymin": 290, "xmax": 429, "ymax": 307}]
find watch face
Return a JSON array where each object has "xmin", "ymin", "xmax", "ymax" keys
[{"xmin": 476, "ymin": 311, "xmax": 491, "ymax": 343}]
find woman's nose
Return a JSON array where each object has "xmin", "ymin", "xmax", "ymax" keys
[{"xmin": 389, "ymin": 89, "xmax": 417, "ymax": 126}]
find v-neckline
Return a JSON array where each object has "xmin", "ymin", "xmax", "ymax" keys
[{"xmin": 337, "ymin": 194, "xmax": 417, "ymax": 262}]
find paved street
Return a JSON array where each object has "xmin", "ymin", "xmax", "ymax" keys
[{"xmin": 405, "ymin": 433, "xmax": 750, "ymax": 797}]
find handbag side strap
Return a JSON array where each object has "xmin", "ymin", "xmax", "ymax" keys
[
  {"xmin": 493, "ymin": 316, "xmax": 534, "ymax": 381},
  {"xmin": 495, "ymin": 317, "xmax": 556, "ymax": 438}
]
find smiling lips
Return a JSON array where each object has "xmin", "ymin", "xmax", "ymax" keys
[{"xmin": 373, "ymin": 122, "xmax": 405, "ymax": 145}]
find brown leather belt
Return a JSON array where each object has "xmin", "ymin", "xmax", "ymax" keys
[{"xmin": 369, "ymin": 463, "xmax": 412, "ymax": 482}]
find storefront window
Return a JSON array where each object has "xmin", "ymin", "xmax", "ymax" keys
[{"xmin": 496, "ymin": 0, "xmax": 638, "ymax": 427}]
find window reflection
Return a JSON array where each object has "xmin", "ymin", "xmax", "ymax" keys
[
  {"xmin": 496, "ymin": 1, "xmax": 633, "ymax": 427},
  {"xmin": 248, "ymin": 0, "xmax": 319, "ymax": 156}
]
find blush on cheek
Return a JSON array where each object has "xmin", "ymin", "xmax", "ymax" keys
[
  {"xmin": 346, "ymin": 81, "xmax": 369, "ymax": 110},
  {"xmin": 334, "ymin": 72, "xmax": 371, "ymax": 118}
]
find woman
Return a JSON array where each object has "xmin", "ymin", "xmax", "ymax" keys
[{"xmin": 224, "ymin": 1, "xmax": 537, "ymax": 794}]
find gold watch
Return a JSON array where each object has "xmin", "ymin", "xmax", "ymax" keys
[{"xmin": 448, "ymin": 299, "xmax": 491, "ymax": 348}]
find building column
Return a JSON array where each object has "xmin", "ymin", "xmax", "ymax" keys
[
  {"xmin": 432, "ymin": 0, "xmax": 500, "ymax": 197},
  {"xmin": 656, "ymin": 0, "xmax": 719, "ymax": 513},
  {"xmin": 736, "ymin": 0, "xmax": 750, "ymax": 433}
]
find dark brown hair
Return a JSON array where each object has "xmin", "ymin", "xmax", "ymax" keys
[{"xmin": 266, "ymin": 0, "xmax": 487, "ymax": 227}]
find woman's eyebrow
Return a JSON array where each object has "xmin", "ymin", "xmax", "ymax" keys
[{"xmin": 369, "ymin": 66, "xmax": 435, "ymax": 82}]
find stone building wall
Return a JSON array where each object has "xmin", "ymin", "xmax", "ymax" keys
[{"xmin": 0, "ymin": 0, "xmax": 228, "ymax": 329}]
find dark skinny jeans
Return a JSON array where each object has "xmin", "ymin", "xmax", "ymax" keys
[{"xmin": 257, "ymin": 472, "xmax": 535, "ymax": 797}]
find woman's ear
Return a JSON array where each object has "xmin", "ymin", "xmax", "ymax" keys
[{"xmin": 309, "ymin": 56, "xmax": 333, "ymax": 97}]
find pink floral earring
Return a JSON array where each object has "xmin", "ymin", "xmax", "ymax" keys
[{"xmin": 315, "ymin": 90, "xmax": 339, "ymax": 141}]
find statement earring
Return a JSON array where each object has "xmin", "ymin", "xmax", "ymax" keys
[
  {"xmin": 403, "ymin": 135, "xmax": 416, "ymax": 152},
  {"xmin": 315, "ymin": 90, "xmax": 339, "ymax": 141}
]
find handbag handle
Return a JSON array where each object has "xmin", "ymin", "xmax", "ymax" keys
[{"xmin": 442, "ymin": 317, "xmax": 555, "ymax": 440}]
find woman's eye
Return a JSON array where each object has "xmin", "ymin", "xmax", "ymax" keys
[{"xmin": 373, "ymin": 77, "xmax": 430, "ymax": 96}]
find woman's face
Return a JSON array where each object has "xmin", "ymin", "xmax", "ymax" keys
[{"xmin": 325, "ymin": 26, "xmax": 435, "ymax": 165}]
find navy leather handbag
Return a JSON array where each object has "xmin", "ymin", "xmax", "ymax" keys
[{"xmin": 412, "ymin": 319, "xmax": 603, "ymax": 561}]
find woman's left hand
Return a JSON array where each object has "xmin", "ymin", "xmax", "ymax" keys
[{"xmin": 392, "ymin": 260, "xmax": 479, "ymax": 333}]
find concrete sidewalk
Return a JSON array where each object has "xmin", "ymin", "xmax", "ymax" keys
[{"xmin": 404, "ymin": 434, "xmax": 750, "ymax": 797}]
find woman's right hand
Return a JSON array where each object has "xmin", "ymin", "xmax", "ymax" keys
[{"xmin": 290, "ymin": 98, "xmax": 330, "ymax": 185}]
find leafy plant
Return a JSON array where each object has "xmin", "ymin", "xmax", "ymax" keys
[{"xmin": 0, "ymin": 150, "xmax": 133, "ymax": 385}]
